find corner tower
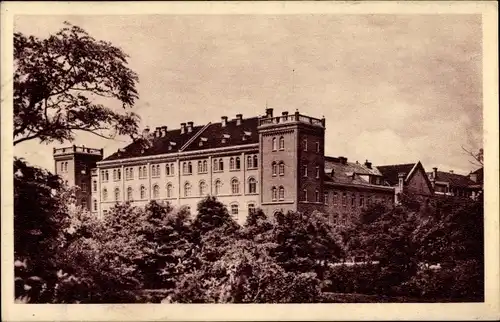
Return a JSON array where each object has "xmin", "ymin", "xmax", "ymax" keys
[
  {"xmin": 257, "ymin": 108, "xmax": 326, "ymax": 215},
  {"xmin": 53, "ymin": 145, "xmax": 103, "ymax": 210}
]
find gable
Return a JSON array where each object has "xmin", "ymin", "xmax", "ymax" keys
[{"xmin": 406, "ymin": 162, "xmax": 433, "ymax": 196}]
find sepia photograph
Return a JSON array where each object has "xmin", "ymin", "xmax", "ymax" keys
[{"xmin": 1, "ymin": 1, "xmax": 499, "ymax": 321}]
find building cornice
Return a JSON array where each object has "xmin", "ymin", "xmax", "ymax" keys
[{"xmin": 97, "ymin": 143, "xmax": 259, "ymax": 168}]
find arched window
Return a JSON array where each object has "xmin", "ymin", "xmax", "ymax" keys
[
  {"xmin": 215, "ymin": 180, "xmax": 222, "ymax": 195},
  {"xmin": 248, "ymin": 203, "xmax": 255, "ymax": 214},
  {"xmin": 246, "ymin": 155, "xmax": 252, "ymax": 169},
  {"xmin": 198, "ymin": 161, "xmax": 203, "ymax": 173},
  {"xmin": 139, "ymin": 166, "xmax": 143, "ymax": 178},
  {"xmin": 230, "ymin": 204, "xmax": 239, "ymax": 217},
  {"xmin": 235, "ymin": 157, "xmax": 241, "ymax": 170},
  {"xmin": 272, "ymin": 137, "xmax": 277, "ymax": 151},
  {"xmin": 113, "ymin": 169, "xmax": 117, "ymax": 181},
  {"xmin": 253, "ymin": 155, "xmax": 258, "ymax": 168},
  {"xmin": 272, "ymin": 162, "xmax": 277, "ymax": 176},
  {"xmin": 188, "ymin": 162, "xmax": 192, "ymax": 174},
  {"xmin": 170, "ymin": 163, "xmax": 175, "ymax": 175},
  {"xmin": 213, "ymin": 159, "xmax": 219, "ymax": 171},
  {"xmin": 219, "ymin": 158, "xmax": 224, "ymax": 171},
  {"xmin": 92, "ymin": 180, "xmax": 97, "ymax": 192},
  {"xmin": 303, "ymin": 138, "xmax": 308, "ymax": 151},
  {"xmin": 279, "ymin": 162, "xmax": 285, "ymax": 176},
  {"xmin": 140, "ymin": 185, "xmax": 146, "ymax": 199},
  {"xmin": 129, "ymin": 168, "xmax": 134, "ymax": 179},
  {"xmin": 165, "ymin": 164, "xmax": 170, "ymax": 176},
  {"xmin": 203, "ymin": 160, "xmax": 208, "ymax": 172},
  {"xmin": 117, "ymin": 169, "xmax": 121, "ymax": 180},
  {"xmin": 153, "ymin": 184, "xmax": 160, "ymax": 199},
  {"xmin": 315, "ymin": 166, "xmax": 320, "ymax": 178},
  {"xmin": 60, "ymin": 162, "xmax": 64, "ymax": 172},
  {"xmin": 184, "ymin": 182, "xmax": 191, "ymax": 197},
  {"xmin": 351, "ymin": 194, "xmax": 356, "ymax": 207},
  {"xmin": 315, "ymin": 189, "xmax": 320, "ymax": 202},
  {"xmin": 125, "ymin": 168, "xmax": 129, "ymax": 179},
  {"xmin": 64, "ymin": 162, "xmax": 68, "ymax": 172},
  {"xmin": 342, "ymin": 193, "xmax": 347, "ymax": 206},
  {"xmin": 272, "ymin": 187, "xmax": 277, "ymax": 201},
  {"xmin": 166, "ymin": 183, "xmax": 173, "ymax": 198},
  {"xmin": 248, "ymin": 177, "xmax": 257, "ymax": 194},
  {"xmin": 279, "ymin": 136, "xmax": 285, "ymax": 150},
  {"xmin": 230, "ymin": 157, "xmax": 235, "ymax": 170},
  {"xmin": 199, "ymin": 181, "xmax": 207, "ymax": 196},
  {"xmin": 114, "ymin": 187, "xmax": 120, "ymax": 201},
  {"xmin": 105, "ymin": 170, "xmax": 109, "ymax": 181},
  {"xmin": 279, "ymin": 186, "xmax": 285, "ymax": 200},
  {"xmin": 143, "ymin": 166, "xmax": 147, "ymax": 177},
  {"xmin": 102, "ymin": 188, "xmax": 108, "ymax": 201},
  {"xmin": 231, "ymin": 178, "xmax": 240, "ymax": 194},
  {"xmin": 302, "ymin": 189, "xmax": 307, "ymax": 201},
  {"xmin": 303, "ymin": 164, "xmax": 308, "ymax": 177},
  {"xmin": 93, "ymin": 199, "xmax": 97, "ymax": 211},
  {"xmin": 127, "ymin": 187, "xmax": 133, "ymax": 201}
]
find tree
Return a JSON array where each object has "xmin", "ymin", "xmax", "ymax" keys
[
  {"xmin": 14, "ymin": 22, "xmax": 140, "ymax": 146},
  {"xmin": 191, "ymin": 196, "xmax": 239, "ymax": 243},
  {"xmin": 461, "ymin": 146, "xmax": 483, "ymax": 167}
]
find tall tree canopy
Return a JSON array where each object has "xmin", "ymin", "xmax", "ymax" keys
[{"xmin": 14, "ymin": 22, "xmax": 140, "ymax": 145}]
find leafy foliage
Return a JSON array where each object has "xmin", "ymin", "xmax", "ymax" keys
[{"xmin": 14, "ymin": 22, "xmax": 140, "ymax": 145}]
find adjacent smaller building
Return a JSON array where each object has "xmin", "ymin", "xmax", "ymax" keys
[{"xmin": 428, "ymin": 167, "xmax": 483, "ymax": 200}]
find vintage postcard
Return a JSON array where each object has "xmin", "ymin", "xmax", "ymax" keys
[{"xmin": 1, "ymin": 1, "xmax": 498, "ymax": 321}]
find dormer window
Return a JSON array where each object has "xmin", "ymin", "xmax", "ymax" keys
[{"xmin": 222, "ymin": 134, "xmax": 230, "ymax": 144}]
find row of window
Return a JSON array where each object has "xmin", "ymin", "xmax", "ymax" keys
[
  {"xmin": 325, "ymin": 191, "xmax": 393, "ymax": 208},
  {"xmin": 270, "ymin": 136, "xmax": 320, "ymax": 153},
  {"xmin": 101, "ymin": 177, "xmax": 258, "ymax": 201},
  {"xmin": 100, "ymin": 155, "xmax": 260, "ymax": 182},
  {"xmin": 302, "ymin": 164, "xmax": 321, "ymax": 178},
  {"xmin": 59, "ymin": 161, "xmax": 69, "ymax": 173}
]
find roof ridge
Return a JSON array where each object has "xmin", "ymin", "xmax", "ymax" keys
[{"xmin": 179, "ymin": 122, "xmax": 212, "ymax": 152}]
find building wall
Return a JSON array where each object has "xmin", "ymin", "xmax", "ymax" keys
[{"xmin": 406, "ymin": 168, "xmax": 433, "ymax": 196}]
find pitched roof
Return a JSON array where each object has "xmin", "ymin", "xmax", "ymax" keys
[
  {"xmin": 102, "ymin": 117, "xmax": 259, "ymax": 161},
  {"xmin": 471, "ymin": 167, "xmax": 484, "ymax": 184},
  {"xmin": 377, "ymin": 163, "xmax": 416, "ymax": 186},
  {"xmin": 323, "ymin": 157, "xmax": 390, "ymax": 190},
  {"xmin": 325, "ymin": 157, "xmax": 383, "ymax": 176},
  {"xmin": 430, "ymin": 171, "xmax": 477, "ymax": 188}
]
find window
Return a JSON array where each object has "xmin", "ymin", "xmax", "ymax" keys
[
  {"xmin": 103, "ymin": 210, "xmax": 108, "ymax": 216},
  {"xmin": 166, "ymin": 183, "xmax": 173, "ymax": 198},
  {"xmin": 93, "ymin": 199, "xmax": 97, "ymax": 211},
  {"xmin": 367, "ymin": 196, "xmax": 372, "ymax": 205},
  {"xmin": 170, "ymin": 163, "xmax": 175, "ymax": 175},
  {"xmin": 152, "ymin": 165, "xmax": 160, "ymax": 177},
  {"xmin": 272, "ymin": 137, "xmax": 277, "ymax": 151},
  {"xmin": 199, "ymin": 181, "xmax": 207, "ymax": 196},
  {"xmin": 315, "ymin": 189, "xmax": 320, "ymax": 202},
  {"xmin": 127, "ymin": 187, "xmax": 133, "ymax": 201},
  {"xmin": 182, "ymin": 162, "xmax": 188, "ymax": 174},
  {"xmin": 303, "ymin": 164, "xmax": 308, "ymax": 177},
  {"xmin": 126, "ymin": 167, "xmax": 134, "ymax": 180},
  {"xmin": 117, "ymin": 169, "xmax": 121, "ymax": 180},
  {"xmin": 203, "ymin": 160, "xmax": 208, "ymax": 173},
  {"xmin": 92, "ymin": 180, "xmax": 97, "ymax": 192},
  {"xmin": 188, "ymin": 162, "xmax": 192, "ymax": 174},
  {"xmin": 248, "ymin": 178, "xmax": 257, "ymax": 194},
  {"xmin": 351, "ymin": 194, "xmax": 356, "ymax": 207},
  {"xmin": 114, "ymin": 187, "xmax": 120, "ymax": 201},
  {"xmin": 231, "ymin": 178, "xmax": 240, "ymax": 194},
  {"xmin": 198, "ymin": 161, "xmax": 203, "ymax": 173},
  {"xmin": 81, "ymin": 183, "xmax": 88, "ymax": 191},
  {"xmin": 219, "ymin": 159, "xmax": 224, "ymax": 171},
  {"xmin": 248, "ymin": 203, "xmax": 255, "ymax": 214},
  {"xmin": 153, "ymin": 185, "xmax": 160, "ymax": 199},
  {"xmin": 105, "ymin": 170, "xmax": 109, "ymax": 182},
  {"xmin": 215, "ymin": 180, "xmax": 222, "ymax": 195},
  {"xmin": 230, "ymin": 157, "xmax": 235, "ymax": 170},
  {"xmin": 213, "ymin": 159, "xmax": 218, "ymax": 171},
  {"xmin": 235, "ymin": 157, "xmax": 241, "ymax": 170},
  {"xmin": 302, "ymin": 189, "xmax": 308, "ymax": 201},
  {"xmin": 315, "ymin": 166, "xmax": 320, "ymax": 178},
  {"xmin": 140, "ymin": 185, "xmax": 146, "ymax": 199},
  {"xmin": 143, "ymin": 166, "xmax": 147, "ymax": 178},
  {"xmin": 279, "ymin": 162, "xmax": 285, "ymax": 176},
  {"xmin": 324, "ymin": 192, "xmax": 328, "ymax": 205},
  {"xmin": 272, "ymin": 162, "xmax": 277, "ymax": 176},
  {"xmin": 113, "ymin": 170, "xmax": 117, "ymax": 181},
  {"xmin": 231, "ymin": 204, "xmax": 239, "ymax": 216},
  {"xmin": 165, "ymin": 164, "xmax": 170, "ymax": 176},
  {"xmin": 246, "ymin": 155, "xmax": 252, "ymax": 169},
  {"xmin": 279, "ymin": 186, "xmax": 285, "ymax": 200},
  {"xmin": 60, "ymin": 162, "xmax": 64, "ymax": 172},
  {"xmin": 342, "ymin": 193, "xmax": 347, "ymax": 207},
  {"xmin": 303, "ymin": 138, "xmax": 308, "ymax": 151},
  {"xmin": 316, "ymin": 142, "xmax": 320, "ymax": 153},
  {"xmin": 139, "ymin": 167, "xmax": 143, "ymax": 179},
  {"xmin": 333, "ymin": 192, "xmax": 338, "ymax": 205},
  {"xmin": 279, "ymin": 136, "xmax": 285, "ymax": 150},
  {"xmin": 253, "ymin": 155, "xmax": 258, "ymax": 168},
  {"xmin": 272, "ymin": 187, "xmax": 277, "ymax": 201},
  {"xmin": 184, "ymin": 182, "xmax": 191, "ymax": 197},
  {"xmin": 102, "ymin": 188, "xmax": 108, "ymax": 201},
  {"xmin": 125, "ymin": 168, "xmax": 129, "ymax": 180},
  {"xmin": 360, "ymin": 194, "xmax": 365, "ymax": 207}
]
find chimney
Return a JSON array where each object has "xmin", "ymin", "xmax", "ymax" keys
[
  {"xmin": 180, "ymin": 123, "xmax": 186, "ymax": 134},
  {"xmin": 364, "ymin": 160, "xmax": 372, "ymax": 169},
  {"xmin": 331, "ymin": 169, "xmax": 335, "ymax": 177},
  {"xmin": 339, "ymin": 156, "xmax": 347, "ymax": 165},
  {"xmin": 142, "ymin": 126, "xmax": 150, "ymax": 138},
  {"xmin": 154, "ymin": 127, "xmax": 161, "ymax": 137},
  {"xmin": 221, "ymin": 116, "xmax": 228, "ymax": 127},
  {"xmin": 265, "ymin": 108, "xmax": 274, "ymax": 118},
  {"xmin": 187, "ymin": 121, "xmax": 194, "ymax": 133},
  {"xmin": 432, "ymin": 167, "xmax": 438, "ymax": 179},
  {"xmin": 449, "ymin": 170, "xmax": 454, "ymax": 174},
  {"xmin": 161, "ymin": 126, "xmax": 168, "ymax": 137},
  {"xmin": 470, "ymin": 172, "xmax": 477, "ymax": 183},
  {"xmin": 236, "ymin": 114, "xmax": 243, "ymax": 126},
  {"xmin": 398, "ymin": 172, "xmax": 406, "ymax": 191}
]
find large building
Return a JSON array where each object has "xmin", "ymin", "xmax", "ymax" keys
[
  {"xmin": 427, "ymin": 167, "xmax": 483, "ymax": 200},
  {"xmin": 53, "ymin": 108, "xmax": 399, "ymax": 224}
]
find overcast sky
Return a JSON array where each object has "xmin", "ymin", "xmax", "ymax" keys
[{"xmin": 13, "ymin": 14, "xmax": 483, "ymax": 175}]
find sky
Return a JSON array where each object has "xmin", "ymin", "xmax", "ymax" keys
[{"xmin": 13, "ymin": 14, "xmax": 483, "ymax": 175}]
